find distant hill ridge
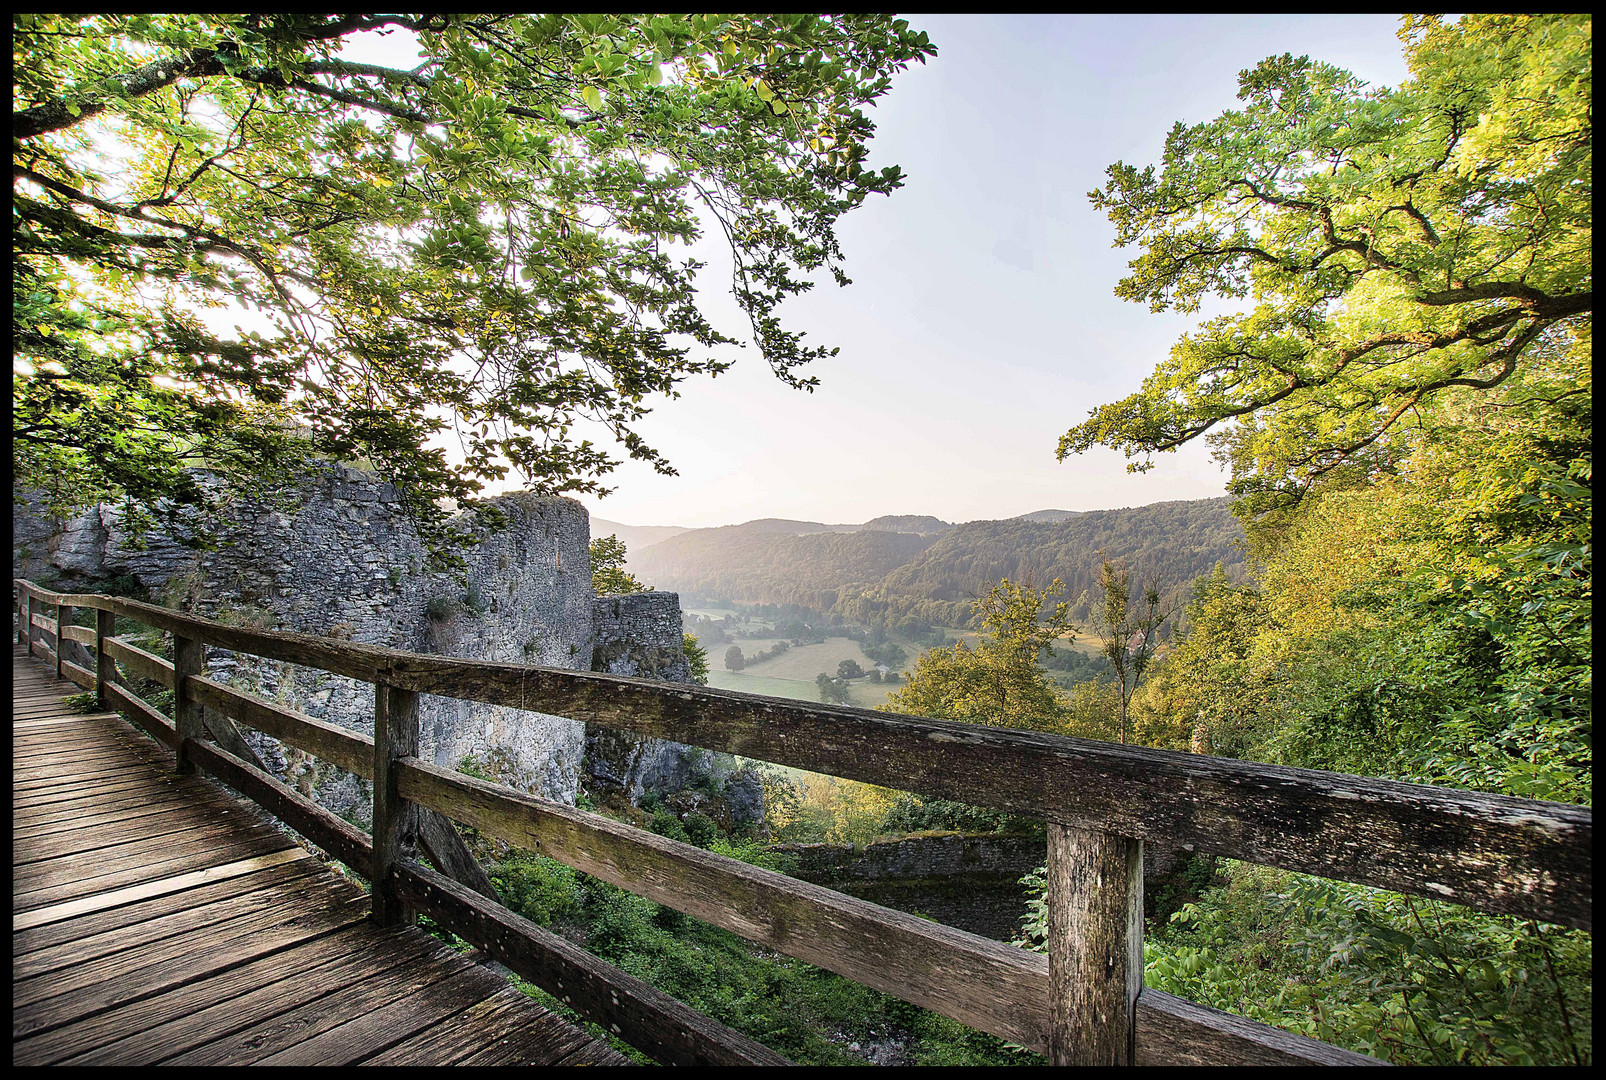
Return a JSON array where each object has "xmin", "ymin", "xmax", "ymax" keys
[
  {"xmin": 1014, "ymin": 509, "xmax": 1082, "ymax": 523},
  {"xmin": 623, "ymin": 496, "xmax": 1244, "ymax": 628}
]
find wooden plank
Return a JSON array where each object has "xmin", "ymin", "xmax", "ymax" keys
[
  {"xmin": 14, "ymin": 832, "xmax": 297, "ymax": 913},
  {"xmin": 31, "ymin": 611, "xmax": 57, "ymax": 634},
  {"xmin": 555, "ymin": 1038, "xmax": 634, "ymax": 1066},
  {"xmin": 96, "ymin": 606, "xmax": 116, "ymax": 708},
  {"xmin": 12, "ymin": 745, "xmax": 161, "ymax": 773},
  {"xmin": 13, "ymin": 774, "xmax": 176, "ymax": 807},
  {"xmin": 1046, "ymin": 823, "xmax": 1143, "ymax": 1065},
  {"xmin": 55, "ymin": 603, "xmax": 70, "ymax": 678},
  {"xmin": 104, "ymin": 680, "xmax": 178, "ymax": 748},
  {"xmin": 184, "ymin": 737, "xmax": 375, "ymax": 876},
  {"xmin": 93, "ymin": 592, "xmax": 393, "ymax": 683},
  {"xmin": 190, "ymin": 676, "xmax": 501, "ymax": 903},
  {"xmin": 15, "ymin": 814, "xmax": 287, "ymax": 886},
  {"xmin": 173, "ymin": 634, "xmax": 204, "ymax": 772},
  {"xmin": 189, "ymin": 675, "xmax": 369, "ymax": 776},
  {"xmin": 15, "ymin": 809, "xmax": 256, "ymax": 869},
  {"xmin": 13, "ymin": 890, "xmax": 373, "ymax": 1042},
  {"xmin": 252, "ymin": 964, "xmax": 509, "ymax": 1066},
  {"xmin": 14, "ymin": 876, "xmax": 366, "ymax": 1010},
  {"xmin": 14, "ymin": 774, "xmax": 191, "ymax": 814},
  {"xmin": 15, "ymin": 794, "xmax": 200, "ymax": 841},
  {"xmin": 1136, "ymin": 989, "xmax": 1390, "ymax": 1066},
  {"xmin": 14, "ymin": 857, "xmax": 320, "ymax": 958},
  {"xmin": 12, "ymin": 730, "xmax": 161, "ymax": 757},
  {"xmin": 12, "ymin": 713, "xmax": 121, "ymax": 731},
  {"xmin": 397, "ymin": 859, "xmax": 792, "ymax": 1066},
  {"xmin": 61, "ymin": 658, "xmax": 95, "ymax": 689},
  {"xmin": 383, "ymin": 656, "xmax": 1594, "ymax": 931},
  {"xmin": 16, "ymin": 923, "xmax": 418, "ymax": 1066},
  {"xmin": 12, "ymin": 746, "xmax": 157, "ymax": 772},
  {"xmin": 12, "ymin": 581, "xmax": 104, "ymax": 606},
  {"xmin": 398, "ymin": 758, "xmax": 1053, "ymax": 1054},
  {"xmin": 15, "ymin": 826, "xmax": 293, "ymax": 904},
  {"xmin": 13, "ymin": 768, "xmax": 170, "ymax": 799},
  {"xmin": 455, "ymin": 1011, "xmax": 594, "ymax": 1067},
  {"xmin": 15, "ymin": 755, "xmax": 149, "ymax": 784},
  {"xmin": 60, "ymin": 622, "xmax": 96, "ymax": 645},
  {"xmin": 164, "ymin": 937, "xmax": 468, "ymax": 1065},
  {"xmin": 104, "ymin": 635, "xmax": 175, "ymax": 687},
  {"xmin": 415, "ymin": 806, "xmax": 501, "ymax": 903},
  {"xmin": 201, "ymin": 704, "xmax": 268, "ymax": 771},
  {"xmin": 14, "ymin": 866, "xmax": 340, "ymax": 981},
  {"xmin": 362, "ymin": 987, "xmax": 555, "ymax": 1066}
]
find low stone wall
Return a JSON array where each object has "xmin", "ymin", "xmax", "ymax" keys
[{"xmin": 769, "ymin": 832, "xmax": 1210, "ymax": 940}]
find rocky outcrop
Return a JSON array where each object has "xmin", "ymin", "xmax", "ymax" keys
[{"xmin": 12, "ymin": 468, "xmax": 736, "ymax": 823}]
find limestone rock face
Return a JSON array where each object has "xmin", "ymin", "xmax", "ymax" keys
[
  {"xmin": 14, "ymin": 468, "xmax": 761, "ymax": 832},
  {"xmin": 14, "ymin": 470, "xmax": 588, "ymax": 811}
]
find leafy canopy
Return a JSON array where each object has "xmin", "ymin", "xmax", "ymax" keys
[
  {"xmin": 13, "ymin": 13, "xmax": 935, "ymax": 534},
  {"xmin": 880, "ymin": 578, "xmax": 1076, "ymax": 733},
  {"xmin": 590, "ymin": 533, "xmax": 646, "ymax": 595},
  {"xmin": 1059, "ymin": 15, "xmax": 1591, "ymax": 513}
]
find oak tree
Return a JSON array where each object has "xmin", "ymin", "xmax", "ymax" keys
[
  {"xmin": 13, "ymin": 13, "xmax": 935, "ymax": 537},
  {"xmin": 1060, "ymin": 15, "xmax": 1590, "ymax": 515}
]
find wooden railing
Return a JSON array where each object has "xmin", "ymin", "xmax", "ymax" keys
[{"xmin": 14, "ymin": 579, "xmax": 1592, "ymax": 1067}]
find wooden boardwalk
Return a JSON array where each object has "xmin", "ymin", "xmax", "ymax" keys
[{"xmin": 12, "ymin": 647, "xmax": 628, "ymax": 1066}]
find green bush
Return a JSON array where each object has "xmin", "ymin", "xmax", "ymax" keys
[
  {"xmin": 488, "ymin": 855, "xmax": 582, "ymax": 927},
  {"xmin": 682, "ymin": 812, "xmax": 719, "ymax": 848},
  {"xmin": 648, "ymin": 810, "xmax": 690, "ymax": 845}
]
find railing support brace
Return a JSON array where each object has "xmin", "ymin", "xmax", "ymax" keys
[
  {"xmin": 373, "ymin": 680, "xmax": 420, "ymax": 926},
  {"xmin": 95, "ymin": 608, "xmax": 117, "ymax": 709},
  {"xmin": 1046, "ymin": 822, "xmax": 1144, "ymax": 1065},
  {"xmin": 173, "ymin": 635, "xmax": 206, "ymax": 773}
]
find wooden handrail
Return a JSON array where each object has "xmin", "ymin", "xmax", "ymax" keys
[
  {"xmin": 13, "ymin": 579, "xmax": 1591, "ymax": 930},
  {"xmin": 16, "ymin": 576, "xmax": 1594, "ymax": 1065}
]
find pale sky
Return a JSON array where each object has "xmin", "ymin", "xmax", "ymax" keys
[
  {"xmin": 334, "ymin": 15, "xmax": 1414, "ymax": 529},
  {"xmin": 563, "ymin": 14, "xmax": 1414, "ymax": 528}
]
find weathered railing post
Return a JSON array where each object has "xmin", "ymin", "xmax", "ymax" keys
[
  {"xmin": 56, "ymin": 601, "xmax": 72, "ymax": 679},
  {"xmin": 173, "ymin": 634, "xmax": 206, "ymax": 773},
  {"xmin": 95, "ymin": 607, "xmax": 117, "ymax": 709},
  {"xmin": 1045, "ymin": 823, "xmax": 1144, "ymax": 1065},
  {"xmin": 372, "ymin": 679, "xmax": 420, "ymax": 926},
  {"xmin": 26, "ymin": 590, "xmax": 41, "ymax": 657},
  {"xmin": 16, "ymin": 586, "xmax": 26, "ymax": 646}
]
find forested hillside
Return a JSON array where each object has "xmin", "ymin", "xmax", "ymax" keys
[
  {"xmin": 627, "ymin": 498, "xmax": 1244, "ymax": 628},
  {"xmin": 842, "ymin": 498, "xmax": 1243, "ymax": 628},
  {"xmin": 629, "ymin": 523, "xmax": 938, "ymax": 609}
]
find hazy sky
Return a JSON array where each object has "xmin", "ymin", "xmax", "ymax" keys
[{"xmin": 562, "ymin": 13, "xmax": 1414, "ymax": 529}]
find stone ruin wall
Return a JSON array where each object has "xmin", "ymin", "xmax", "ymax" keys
[
  {"xmin": 12, "ymin": 466, "xmax": 757, "ymax": 829},
  {"xmin": 770, "ymin": 832, "xmax": 1209, "ymax": 941}
]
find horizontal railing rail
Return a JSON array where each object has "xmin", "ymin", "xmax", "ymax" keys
[{"xmin": 14, "ymin": 578, "xmax": 1592, "ymax": 1066}]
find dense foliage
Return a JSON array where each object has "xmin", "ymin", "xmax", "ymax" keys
[
  {"xmin": 880, "ymin": 578, "xmax": 1079, "ymax": 734},
  {"xmin": 1035, "ymin": 14, "xmax": 1592, "ymax": 1065},
  {"xmin": 589, "ymin": 533, "xmax": 647, "ymax": 595},
  {"xmin": 13, "ymin": 13, "xmax": 935, "ymax": 539},
  {"xmin": 1059, "ymin": 15, "xmax": 1591, "ymax": 517}
]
